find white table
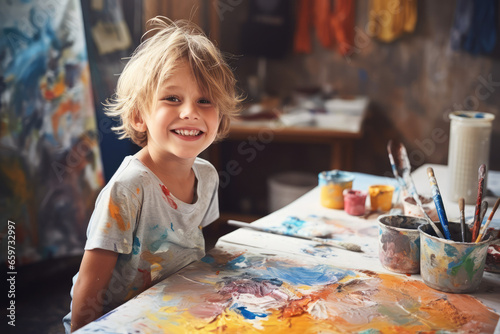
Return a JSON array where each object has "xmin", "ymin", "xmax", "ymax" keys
[{"xmin": 76, "ymin": 166, "xmax": 500, "ymax": 333}]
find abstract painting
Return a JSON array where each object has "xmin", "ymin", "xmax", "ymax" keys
[
  {"xmin": 0, "ymin": 0, "xmax": 104, "ymax": 264},
  {"xmin": 78, "ymin": 244, "xmax": 499, "ymax": 333}
]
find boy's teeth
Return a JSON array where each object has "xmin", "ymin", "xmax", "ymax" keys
[{"xmin": 174, "ymin": 129, "xmax": 201, "ymax": 136}]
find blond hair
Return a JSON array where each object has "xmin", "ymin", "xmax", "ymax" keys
[{"xmin": 105, "ymin": 17, "xmax": 242, "ymax": 147}]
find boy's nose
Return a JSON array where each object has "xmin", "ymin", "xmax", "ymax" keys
[{"xmin": 179, "ymin": 103, "xmax": 200, "ymax": 120}]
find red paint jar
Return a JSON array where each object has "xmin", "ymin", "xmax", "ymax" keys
[{"xmin": 343, "ymin": 189, "xmax": 367, "ymax": 216}]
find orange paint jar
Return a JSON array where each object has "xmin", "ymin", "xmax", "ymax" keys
[
  {"xmin": 368, "ymin": 185, "xmax": 395, "ymax": 212},
  {"xmin": 318, "ymin": 170, "xmax": 355, "ymax": 209}
]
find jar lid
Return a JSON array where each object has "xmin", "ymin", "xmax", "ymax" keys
[
  {"xmin": 449, "ymin": 111, "xmax": 495, "ymax": 122},
  {"xmin": 318, "ymin": 170, "xmax": 355, "ymax": 183}
]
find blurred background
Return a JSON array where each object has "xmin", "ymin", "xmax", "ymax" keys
[{"xmin": 1, "ymin": 0, "xmax": 500, "ymax": 332}]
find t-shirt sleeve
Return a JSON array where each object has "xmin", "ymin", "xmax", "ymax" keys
[
  {"xmin": 85, "ymin": 182, "xmax": 141, "ymax": 254},
  {"xmin": 200, "ymin": 166, "xmax": 219, "ymax": 227}
]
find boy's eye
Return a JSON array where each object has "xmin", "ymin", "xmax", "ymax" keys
[
  {"xmin": 198, "ymin": 99, "xmax": 212, "ymax": 105},
  {"xmin": 163, "ymin": 96, "xmax": 180, "ymax": 102}
]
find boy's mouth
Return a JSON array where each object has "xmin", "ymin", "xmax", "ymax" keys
[{"xmin": 172, "ymin": 129, "xmax": 203, "ymax": 137}]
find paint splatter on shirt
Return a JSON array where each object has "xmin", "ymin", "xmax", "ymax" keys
[{"xmin": 160, "ymin": 184, "xmax": 178, "ymax": 209}]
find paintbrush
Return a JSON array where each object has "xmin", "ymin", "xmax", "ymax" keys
[
  {"xmin": 459, "ymin": 198, "xmax": 466, "ymax": 242},
  {"xmin": 388, "ymin": 141, "xmax": 444, "ymax": 238},
  {"xmin": 387, "ymin": 140, "xmax": 407, "ymax": 191},
  {"xmin": 427, "ymin": 167, "xmax": 451, "ymax": 240},
  {"xmin": 479, "ymin": 201, "xmax": 488, "ymax": 228},
  {"xmin": 476, "ymin": 198, "xmax": 500, "ymax": 243},
  {"xmin": 471, "ymin": 164, "xmax": 486, "ymax": 241},
  {"xmin": 227, "ymin": 220, "xmax": 363, "ymax": 253},
  {"xmin": 399, "ymin": 144, "xmax": 445, "ymax": 238}
]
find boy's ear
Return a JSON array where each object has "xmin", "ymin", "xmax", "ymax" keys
[{"xmin": 131, "ymin": 110, "xmax": 147, "ymax": 132}]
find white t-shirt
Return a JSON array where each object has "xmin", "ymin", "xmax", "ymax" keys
[{"xmin": 64, "ymin": 156, "xmax": 219, "ymax": 328}]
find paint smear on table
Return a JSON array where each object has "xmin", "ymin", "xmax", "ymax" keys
[
  {"xmin": 79, "ymin": 245, "xmax": 499, "ymax": 333},
  {"xmin": 266, "ymin": 215, "xmax": 378, "ymax": 258},
  {"xmin": 270, "ymin": 215, "xmax": 378, "ymax": 238}
]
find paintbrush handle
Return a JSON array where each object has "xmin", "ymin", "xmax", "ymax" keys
[
  {"xmin": 408, "ymin": 183, "xmax": 446, "ymax": 238},
  {"xmin": 479, "ymin": 201, "xmax": 488, "ymax": 226},
  {"xmin": 427, "ymin": 167, "xmax": 451, "ymax": 240},
  {"xmin": 472, "ymin": 164, "xmax": 486, "ymax": 241},
  {"xmin": 475, "ymin": 198, "xmax": 500, "ymax": 243},
  {"xmin": 227, "ymin": 220, "xmax": 362, "ymax": 252},
  {"xmin": 420, "ymin": 205, "xmax": 445, "ymax": 239},
  {"xmin": 387, "ymin": 141, "xmax": 407, "ymax": 191},
  {"xmin": 459, "ymin": 198, "xmax": 466, "ymax": 242}
]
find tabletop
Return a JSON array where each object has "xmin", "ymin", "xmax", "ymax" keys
[{"xmin": 75, "ymin": 165, "xmax": 500, "ymax": 333}]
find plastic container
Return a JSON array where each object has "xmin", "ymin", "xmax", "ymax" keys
[
  {"xmin": 448, "ymin": 111, "xmax": 495, "ymax": 204},
  {"xmin": 268, "ymin": 172, "xmax": 317, "ymax": 212}
]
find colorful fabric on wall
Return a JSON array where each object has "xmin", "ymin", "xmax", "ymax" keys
[
  {"xmin": 369, "ymin": 0, "xmax": 417, "ymax": 43},
  {"xmin": 294, "ymin": 0, "xmax": 355, "ymax": 56},
  {"xmin": 0, "ymin": 0, "xmax": 104, "ymax": 265},
  {"xmin": 451, "ymin": 0, "xmax": 497, "ymax": 55}
]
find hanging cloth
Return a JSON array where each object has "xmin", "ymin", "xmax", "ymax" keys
[
  {"xmin": 294, "ymin": 0, "xmax": 355, "ymax": 55},
  {"xmin": 294, "ymin": 0, "xmax": 313, "ymax": 53},
  {"xmin": 314, "ymin": 0, "xmax": 333, "ymax": 48},
  {"xmin": 462, "ymin": 0, "xmax": 497, "ymax": 55},
  {"xmin": 330, "ymin": 0, "xmax": 355, "ymax": 55},
  {"xmin": 450, "ymin": 0, "xmax": 474, "ymax": 51},
  {"xmin": 370, "ymin": 0, "xmax": 417, "ymax": 43}
]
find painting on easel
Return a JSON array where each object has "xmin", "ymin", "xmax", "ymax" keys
[
  {"xmin": 0, "ymin": 0, "xmax": 104, "ymax": 264},
  {"xmin": 78, "ymin": 244, "xmax": 499, "ymax": 333}
]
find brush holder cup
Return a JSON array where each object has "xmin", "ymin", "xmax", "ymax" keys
[
  {"xmin": 448, "ymin": 111, "xmax": 495, "ymax": 204},
  {"xmin": 378, "ymin": 215, "xmax": 426, "ymax": 274},
  {"xmin": 419, "ymin": 222, "xmax": 498, "ymax": 293}
]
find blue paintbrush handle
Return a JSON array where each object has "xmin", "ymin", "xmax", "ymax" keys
[
  {"xmin": 427, "ymin": 168, "xmax": 451, "ymax": 240},
  {"xmin": 431, "ymin": 191, "xmax": 451, "ymax": 240}
]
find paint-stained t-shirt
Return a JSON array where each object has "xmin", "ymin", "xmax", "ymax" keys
[{"xmin": 68, "ymin": 156, "xmax": 219, "ymax": 315}]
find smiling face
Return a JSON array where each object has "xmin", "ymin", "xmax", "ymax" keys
[{"xmin": 133, "ymin": 60, "xmax": 220, "ymax": 162}]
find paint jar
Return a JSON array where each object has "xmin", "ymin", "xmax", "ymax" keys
[
  {"xmin": 419, "ymin": 222, "xmax": 498, "ymax": 293},
  {"xmin": 448, "ymin": 111, "xmax": 495, "ymax": 204},
  {"xmin": 368, "ymin": 185, "xmax": 395, "ymax": 212},
  {"xmin": 402, "ymin": 195, "xmax": 438, "ymax": 222},
  {"xmin": 485, "ymin": 225, "xmax": 500, "ymax": 273},
  {"xmin": 343, "ymin": 189, "xmax": 367, "ymax": 216},
  {"xmin": 318, "ymin": 170, "xmax": 355, "ymax": 209},
  {"xmin": 486, "ymin": 244, "xmax": 500, "ymax": 273},
  {"xmin": 378, "ymin": 215, "xmax": 425, "ymax": 274}
]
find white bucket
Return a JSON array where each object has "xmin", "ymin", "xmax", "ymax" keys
[{"xmin": 267, "ymin": 172, "xmax": 317, "ymax": 212}]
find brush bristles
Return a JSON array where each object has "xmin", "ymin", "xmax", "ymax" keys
[
  {"xmin": 478, "ymin": 164, "xmax": 486, "ymax": 178},
  {"xmin": 339, "ymin": 243, "xmax": 363, "ymax": 252}
]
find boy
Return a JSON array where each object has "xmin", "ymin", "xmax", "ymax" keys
[{"xmin": 64, "ymin": 17, "xmax": 241, "ymax": 332}]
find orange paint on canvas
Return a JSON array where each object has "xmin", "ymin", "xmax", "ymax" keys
[{"xmin": 51, "ymin": 99, "xmax": 81, "ymax": 137}]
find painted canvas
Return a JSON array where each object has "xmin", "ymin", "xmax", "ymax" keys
[
  {"xmin": 77, "ymin": 244, "xmax": 499, "ymax": 333},
  {"xmin": 0, "ymin": 0, "xmax": 104, "ymax": 264}
]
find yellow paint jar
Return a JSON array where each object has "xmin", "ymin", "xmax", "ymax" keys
[
  {"xmin": 318, "ymin": 170, "xmax": 355, "ymax": 209},
  {"xmin": 369, "ymin": 185, "xmax": 395, "ymax": 212}
]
